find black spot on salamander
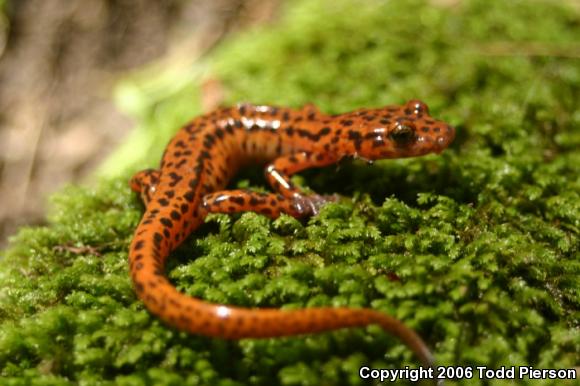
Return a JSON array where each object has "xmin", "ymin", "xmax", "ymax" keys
[
  {"xmin": 133, "ymin": 254, "xmax": 143, "ymax": 262},
  {"xmin": 348, "ymin": 131, "xmax": 362, "ymax": 141},
  {"xmin": 175, "ymin": 159, "xmax": 187, "ymax": 168},
  {"xmin": 421, "ymin": 126, "xmax": 430, "ymax": 133},
  {"xmin": 160, "ymin": 217, "xmax": 173, "ymax": 228},
  {"xmin": 157, "ymin": 198, "xmax": 170, "ymax": 207},
  {"xmin": 286, "ymin": 126, "xmax": 295, "ymax": 136},
  {"xmin": 307, "ymin": 112, "xmax": 316, "ymax": 120},
  {"xmin": 270, "ymin": 107, "xmax": 279, "ymax": 116},
  {"xmin": 215, "ymin": 127, "xmax": 224, "ymax": 139},
  {"xmin": 249, "ymin": 196, "xmax": 265, "ymax": 206},
  {"xmin": 434, "ymin": 127, "xmax": 440, "ymax": 133},
  {"xmin": 135, "ymin": 281, "xmax": 144, "ymax": 293},
  {"xmin": 297, "ymin": 129, "xmax": 315, "ymax": 140},
  {"xmin": 164, "ymin": 190, "xmax": 175, "ymax": 199},
  {"xmin": 380, "ymin": 118, "xmax": 390, "ymax": 125},
  {"xmin": 175, "ymin": 140, "xmax": 186, "ymax": 148},
  {"xmin": 404, "ymin": 108, "xmax": 412, "ymax": 115},
  {"xmin": 134, "ymin": 240, "xmax": 145, "ymax": 251},
  {"xmin": 225, "ymin": 124, "xmax": 234, "ymax": 134},
  {"xmin": 183, "ymin": 150, "xmax": 192, "ymax": 156},
  {"xmin": 239, "ymin": 105, "xmax": 247, "ymax": 115},
  {"xmin": 169, "ymin": 297, "xmax": 181, "ymax": 308},
  {"xmin": 425, "ymin": 119, "xmax": 434, "ymax": 124},
  {"xmin": 348, "ymin": 131, "xmax": 363, "ymax": 151},
  {"xmin": 340, "ymin": 119, "xmax": 354, "ymax": 126},
  {"xmin": 197, "ymin": 150, "xmax": 211, "ymax": 161},
  {"xmin": 229, "ymin": 196, "xmax": 245, "ymax": 205},
  {"xmin": 168, "ymin": 172, "xmax": 183, "ymax": 187},
  {"xmin": 315, "ymin": 153, "xmax": 325, "ymax": 162},
  {"xmin": 203, "ymin": 134, "xmax": 216, "ymax": 149},
  {"xmin": 173, "ymin": 151, "xmax": 182, "ymax": 158},
  {"xmin": 234, "ymin": 120, "xmax": 243, "ymax": 129},
  {"xmin": 153, "ymin": 232, "xmax": 163, "ymax": 248},
  {"xmin": 318, "ymin": 127, "xmax": 331, "ymax": 137},
  {"xmin": 289, "ymin": 155, "xmax": 298, "ymax": 163},
  {"xmin": 363, "ymin": 115, "xmax": 375, "ymax": 121},
  {"xmin": 171, "ymin": 210, "xmax": 182, "ymax": 221},
  {"xmin": 183, "ymin": 190, "xmax": 196, "ymax": 202},
  {"xmin": 282, "ymin": 111, "xmax": 291, "ymax": 121},
  {"xmin": 163, "ymin": 228, "xmax": 170, "ymax": 239}
]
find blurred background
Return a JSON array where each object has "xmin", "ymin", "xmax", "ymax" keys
[{"xmin": 0, "ymin": 0, "xmax": 282, "ymax": 248}]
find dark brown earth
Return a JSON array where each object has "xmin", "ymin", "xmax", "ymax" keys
[{"xmin": 0, "ymin": 0, "xmax": 281, "ymax": 249}]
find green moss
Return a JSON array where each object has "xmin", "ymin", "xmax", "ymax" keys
[{"xmin": 1, "ymin": 0, "xmax": 578, "ymax": 385}]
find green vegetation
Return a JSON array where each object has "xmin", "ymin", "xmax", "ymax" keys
[{"xmin": 1, "ymin": 0, "xmax": 578, "ymax": 385}]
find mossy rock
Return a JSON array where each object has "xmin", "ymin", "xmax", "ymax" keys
[{"xmin": 1, "ymin": 0, "xmax": 578, "ymax": 385}]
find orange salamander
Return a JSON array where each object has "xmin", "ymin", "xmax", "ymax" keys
[{"xmin": 129, "ymin": 100, "xmax": 455, "ymax": 368}]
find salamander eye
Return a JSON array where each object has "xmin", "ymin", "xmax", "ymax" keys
[
  {"xmin": 389, "ymin": 122, "xmax": 416, "ymax": 146},
  {"xmin": 406, "ymin": 100, "xmax": 429, "ymax": 115}
]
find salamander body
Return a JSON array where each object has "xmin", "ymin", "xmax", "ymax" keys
[{"xmin": 129, "ymin": 100, "xmax": 455, "ymax": 367}]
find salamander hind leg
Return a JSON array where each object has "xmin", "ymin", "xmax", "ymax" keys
[
  {"xmin": 130, "ymin": 168, "xmax": 160, "ymax": 205},
  {"xmin": 202, "ymin": 189, "xmax": 315, "ymax": 219}
]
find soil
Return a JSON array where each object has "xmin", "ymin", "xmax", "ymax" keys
[{"xmin": 0, "ymin": 0, "xmax": 281, "ymax": 249}]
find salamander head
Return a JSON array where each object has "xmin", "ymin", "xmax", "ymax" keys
[{"xmin": 352, "ymin": 100, "xmax": 455, "ymax": 160}]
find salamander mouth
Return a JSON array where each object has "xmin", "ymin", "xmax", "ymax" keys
[{"xmin": 413, "ymin": 129, "xmax": 455, "ymax": 155}]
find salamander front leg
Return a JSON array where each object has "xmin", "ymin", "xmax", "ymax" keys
[
  {"xmin": 265, "ymin": 152, "xmax": 340, "ymax": 215},
  {"xmin": 130, "ymin": 168, "xmax": 160, "ymax": 205}
]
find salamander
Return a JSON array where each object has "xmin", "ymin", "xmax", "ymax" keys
[{"xmin": 129, "ymin": 100, "xmax": 455, "ymax": 369}]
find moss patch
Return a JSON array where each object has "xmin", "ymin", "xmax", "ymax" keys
[{"xmin": 1, "ymin": 0, "xmax": 578, "ymax": 385}]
